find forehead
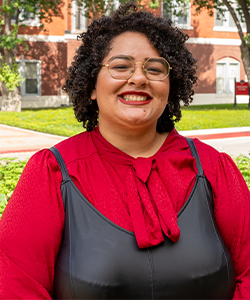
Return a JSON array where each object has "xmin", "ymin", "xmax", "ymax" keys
[{"xmin": 105, "ymin": 31, "xmax": 160, "ymax": 61}]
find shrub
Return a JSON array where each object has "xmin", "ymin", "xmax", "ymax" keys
[
  {"xmin": 0, "ymin": 157, "xmax": 27, "ymax": 218},
  {"xmin": 233, "ymin": 155, "xmax": 250, "ymax": 190}
]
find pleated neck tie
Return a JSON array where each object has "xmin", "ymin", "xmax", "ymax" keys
[{"xmin": 126, "ymin": 157, "xmax": 180, "ymax": 249}]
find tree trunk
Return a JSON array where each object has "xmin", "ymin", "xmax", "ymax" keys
[
  {"xmin": 0, "ymin": 82, "xmax": 21, "ymax": 112},
  {"xmin": 240, "ymin": 44, "xmax": 250, "ymax": 107},
  {"xmin": 0, "ymin": 2, "xmax": 21, "ymax": 112}
]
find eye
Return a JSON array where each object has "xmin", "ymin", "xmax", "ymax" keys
[
  {"xmin": 146, "ymin": 67, "xmax": 163, "ymax": 74},
  {"xmin": 109, "ymin": 61, "xmax": 132, "ymax": 72},
  {"xmin": 112, "ymin": 64, "xmax": 130, "ymax": 70},
  {"xmin": 144, "ymin": 59, "xmax": 168, "ymax": 76}
]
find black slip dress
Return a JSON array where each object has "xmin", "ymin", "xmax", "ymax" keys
[{"xmin": 51, "ymin": 138, "xmax": 236, "ymax": 299}]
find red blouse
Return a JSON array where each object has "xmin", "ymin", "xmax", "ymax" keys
[{"xmin": 0, "ymin": 127, "xmax": 250, "ymax": 299}]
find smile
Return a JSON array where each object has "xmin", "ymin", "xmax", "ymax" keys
[
  {"xmin": 118, "ymin": 91, "xmax": 152, "ymax": 105},
  {"xmin": 122, "ymin": 95, "xmax": 148, "ymax": 101}
]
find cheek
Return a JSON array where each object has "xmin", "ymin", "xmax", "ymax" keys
[
  {"xmin": 163, "ymin": 87, "xmax": 170, "ymax": 104},
  {"xmin": 158, "ymin": 89, "xmax": 169, "ymax": 105},
  {"xmin": 96, "ymin": 78, "xmax": 125, "ymax": 99},
  {"xmin": 154, "ymin": 80, "xmax": 170, "ymax": 98}
]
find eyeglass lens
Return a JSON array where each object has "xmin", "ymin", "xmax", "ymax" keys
[{"xmin": 108, "ymin": 56, "xmax": 170, "ymax": 80}]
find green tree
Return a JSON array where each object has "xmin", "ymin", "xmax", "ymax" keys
[
  {"xmin": 162, "ymin": 0, "xmax": 250, "ymax": 104},
  {"xmin": 0, "ymin": 0, "xmax": 64, "ymax": 111}
]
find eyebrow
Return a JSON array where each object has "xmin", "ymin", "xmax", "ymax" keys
[
  {"xmin": 107, "ymin": 55, "xmax": 166, "ymax": 65},
  {"xmin": 108, "ymin": 55, "xmax": 134, "ymax": 63},
  {"xmin": 146, "ymin": 58, "xmax": 167, "ymax": 67}
]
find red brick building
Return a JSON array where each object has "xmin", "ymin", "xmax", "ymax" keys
[
  {"xmin": 1, "ymin": 1, "xmax": 247, "ymax": 107},
  {"xmin": 175, "ymin": 4, "xmax": 248, "ymax": 105}
]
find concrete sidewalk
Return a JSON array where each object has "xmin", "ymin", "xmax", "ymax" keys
[
  {"xmin": 0, "ymin": 124, "xmax": 67, "ymax": 160},
  {"xmin": 0, "ymin": 124, "xmax": 250, "ymax": 160},
  {"xmin": 179, "ymin": 127, "xmax": 250, "ymax": 157}
]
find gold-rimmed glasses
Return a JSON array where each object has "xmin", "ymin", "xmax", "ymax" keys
[{"xmin": 101, "ymin": 55, "xmax": 172, "ymax": 81}]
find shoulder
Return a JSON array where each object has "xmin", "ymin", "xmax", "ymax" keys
[
  {"xmin": 192, "ymin": 138, "xmax": 247, "ymax": 198},
  {"xmin": 22, "ymin": 129, "xmax": 98, "ymax": 177},
  {"xmin": 193, "ymin": 138, "xmax": 221, "ymax": 171},
  {"xmin": 193, "ymin": 137, "xmax": 235, "ymax": 175},
  {"xmin": 51, "ymin": 129, "xmax": 98, "ymax": 165},
  {"xmin": 170, "ymin": 129, "xmax": 221, "ymax": 162},
  {"xmin": 175, "ymin": 130, "xmax": 237, "ymax": 180}
]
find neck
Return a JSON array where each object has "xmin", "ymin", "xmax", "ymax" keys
[{"xmin": 98, "ymin": 123, "xmax": 169, "ymax": 158}]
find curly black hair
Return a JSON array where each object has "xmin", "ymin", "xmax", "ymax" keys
[{"xmin": 63, "ymin": 1, "xmax": 197, "ymax": 132}]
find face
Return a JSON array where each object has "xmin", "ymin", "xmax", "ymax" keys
[{"xmin": 91, "ymin": 31, "xmax": 170, "ymax": 131}]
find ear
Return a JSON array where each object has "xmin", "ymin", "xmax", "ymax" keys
[{"xmin": 90, "ymin": 89, "xmax": 97, "ymax": 100}]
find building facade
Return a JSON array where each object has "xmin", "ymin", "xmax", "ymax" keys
[
  {"xmin": 165, "ymin": 2, "xmax": 248, "ymax": 105},
  {"xmin": 0, "ymin": 1, "xmax": 248, "ymax": 107},
  {"xmin": 1, "ymin": 1, "xmax": 83, "ymax": 108}
]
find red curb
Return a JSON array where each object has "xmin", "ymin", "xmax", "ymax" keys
[{"xmin": 184, "ymin": 131, "xmax": 250, "ymax": 140}]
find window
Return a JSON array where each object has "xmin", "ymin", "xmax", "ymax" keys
[
  {"xmin": 72, "ymin": 2, "xmax": 88, "ymax": 32},
  {"xmin": 162, "ymin": 1, "xmax": 192, "ymax": 29},
  {"xmin": 11, "ymin": 9, "xmax": 40, "ymax": 26},
  {"xmin": 25, "ymin": 63, "xmax": 38, "ymax": 94},
  {"xmin": 214, "ymin": 7, "xmax": 246, "ymax": 32},
  {"xmin": 17, "ymin": 57, "xmax": 41, "ymax": 96},
  {"xmin": 216, "ymin": 57, "xmax": 240, "ymax": 94}
]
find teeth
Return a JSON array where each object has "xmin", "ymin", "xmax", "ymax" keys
[{"xmin": 123, "ymin": 95, "xmax": 148, "ymax": 101}]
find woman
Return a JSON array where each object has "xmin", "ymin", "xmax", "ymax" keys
[{"xmin": 1, "ymin": 2, "xmax": 250, "ymax": 299}]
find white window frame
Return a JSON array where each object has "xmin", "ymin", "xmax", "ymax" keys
[
  {"xmin": 17, "ymin": 56, "xmax": 42, "ymax": 96},
  {"xmin": 161, "ymin": 1, "xmax": 193, "ymax": 30},
  {"xmin": 72, "ymin": 2, "xmax": 88, "ymax": 32},
  {"xmin": 10, "ymin": 8, "xmax": 40, "ymax": 27},
  {"xmin": 216, "ymin": 57, "xmax": 240, "ymax": 94},
  {"xmin": 213, "ymin": 7, "xmax": 246, "ymax": 32}
]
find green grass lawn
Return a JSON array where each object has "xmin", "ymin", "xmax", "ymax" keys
[
  {"xmin": 0, "ymin": 107, "xmax": 83, "ymax": 137},
  {"xmin": 176, "ymin": 104, "xmax": 250, "ymax": 131},
  {"xmin": 0, "ymin": 104, "xmax": 249, "ymax": 136}
]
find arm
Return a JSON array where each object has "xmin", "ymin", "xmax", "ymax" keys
[
  {"xmin": 0, "ymin": 150, "xmax": 64, "ymax": 299},
  {"xmin": 194, "ymin": 139, "xmax": 250, "ymax": 299},
  {"xmin": 213, "ymin": 153, "xmax": 250, "ymax": 299}
]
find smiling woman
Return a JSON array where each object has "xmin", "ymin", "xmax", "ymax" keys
[
  {"xmin": 90, "ymin": 32, "xmax": 170, "ymax": 155},
  {"xmin": 1, "ymin": 1, "xmax": 250, "ymax": 299}
]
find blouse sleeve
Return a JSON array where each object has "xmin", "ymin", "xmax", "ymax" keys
[
  {"xmin": 211, "ymin": 152, "xmax": 250, "ymax": 299},
  {"xmin": 0, "ymin": 149, "xmax": 65, "ymax": 299}
]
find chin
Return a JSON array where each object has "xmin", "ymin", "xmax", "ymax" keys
[
  {"xmin": 123, "ymin": 116, "xmax": 148, "ymax": 125},
  {"xmin": 121, "ymin": 110, "xmax": 150, "ymax": 123}
]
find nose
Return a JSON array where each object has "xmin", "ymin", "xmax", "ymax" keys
[{"xmin": 127, "ymin": 62, "xmax": 148, "ymax": 86}]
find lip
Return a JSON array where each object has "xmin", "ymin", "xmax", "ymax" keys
[
  {"xmin": 118, "ymin": 91, "xmax": 152, "ymax": 105},
  {"xmin": 119, "ymin": 91, "xmax": 152, "ymax": 98},
  {"xmin": 118, "ymin": 97, "xmax": 152, "ymax": 105}
]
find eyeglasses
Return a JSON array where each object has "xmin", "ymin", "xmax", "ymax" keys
[{"xmin": 101, "ymin": 55, "xmax": 172, "ymax": 81}]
